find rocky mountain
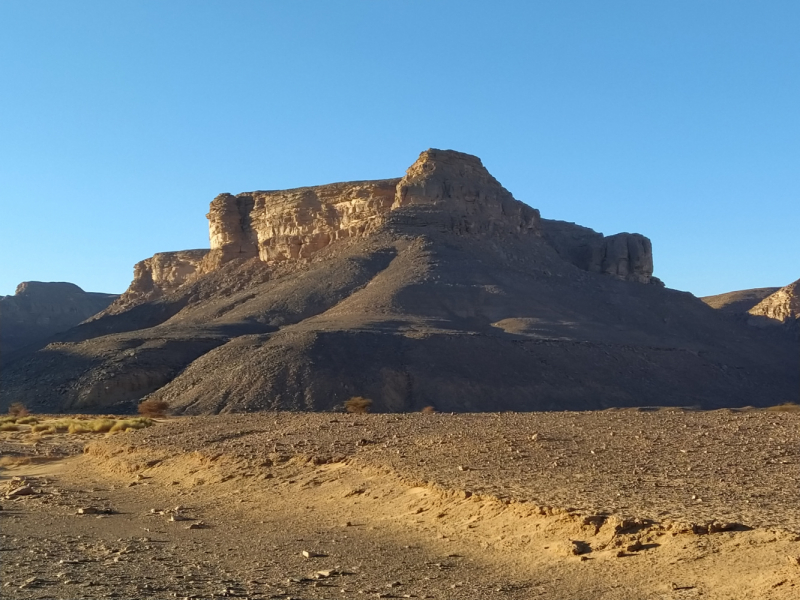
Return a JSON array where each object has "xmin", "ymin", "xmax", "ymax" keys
[
  {"xmin": 1, "ymin": 149, "xmax": 796, "ymax": 413},
  {"xmin": 0, "ymin": 282, "xmax": 117, "ymax": 354}
]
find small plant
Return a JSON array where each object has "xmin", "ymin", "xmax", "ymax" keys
[
  {"xmin": 16, "ymin": 416, "xmax": 38, "ymax": 425},
  {"xmin": 0, "ymin": 422, "xmax": 19, "ymax": 432},
  {"xmin": 138, "ymin": 399, "xmax": 170, "ymax": 418},
  {"xmin": 421, "ymin": 405, "xmax": 436, "ymax": 414},
  {"xmin": 344, "ymin": 396, "xmax": 373, "ymax": 414},
  {"xmin": 31, "ymin": 423, "xmax": 55, "ymax": 434},
  {"xmin": 108, "ymin": 418, "xmax": 153, "ymax": 433},
  {"xmin": 30, "ymin": 417, "xmax": 154, "ymax": 436},
  {"xmin": 766, "ymin": 402, "xmax": 800, "ymax": 413},
  {"xmin": 8, "ymin": 402, "xmax": 29, "ymax": 417}
]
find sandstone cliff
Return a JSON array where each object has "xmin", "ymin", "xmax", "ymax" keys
[
  {"xmin": 393, "ymin": 149, "xmax": 540, "ymax": 235},
  {"xmin": 748, "ymin": 279, "xmax": 800, "ymax": 333},
  {"xmin": 2, "ymin": 149, "xmax": 795, "ymax": 413},
  {"xmin": 100, "ymin": 250, "xmax": 209, "ymax": 316},
  {"xmin": 0, "ymin": 282, "xmax": 117, "ymax": 353},
  {"xmin": 204, "ymin": 179, "xmax": 399, "ymax": 271},
  {"xmin": 202, "ymin": 149, "xmax": 647, "ymax": 280}
]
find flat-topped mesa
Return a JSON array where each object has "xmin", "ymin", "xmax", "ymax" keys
[
  {"xmin": 198, "ymin": 149, "xmax": 654, "ymax": 284},
  {"xmin": 393, "ymin": 149, "xmax": 540, "ymax": 235},
  {"xmin": 203, "ymin": 150, "xmax": 541, "ymax": 271}
]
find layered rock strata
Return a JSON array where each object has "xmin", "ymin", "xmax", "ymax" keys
[
  {"xmin": 101, "ymin": 250, "xmax": 209, "ymax": 315},
  {"xmin": 201, "ymin": 149, "xmax": 651, "ymax": 281},
  {"xmin": 393, "ymin": 149, "xmax": 540, "ymax": 235},
  {"xmin": 203, "ymin": 179, "xmax": 399, "ymax": 271}
]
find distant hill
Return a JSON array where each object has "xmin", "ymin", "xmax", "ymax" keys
[
  {"xmin": 1, "ymin": 150, "xmax": 796, "ymax": 413},
  {"xmin": 700, "ymin": 287, "xmax": 779, "ymax": 314},
  {"xmin": 0, "ymin": 282, "xmax": 118, "ymax": 354},
  {"xmin": 702, "ymin": 281, "xmax": 799, "ymax": 338}
]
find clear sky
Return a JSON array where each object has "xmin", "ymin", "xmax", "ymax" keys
[{"xmin": 1, "ymin": 1, "xmax": 798, "ymax": 298}]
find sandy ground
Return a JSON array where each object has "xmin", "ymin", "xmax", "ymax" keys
[{"xmin": 1, "ymin": 410, "xmax": 799, "ymax": 599}]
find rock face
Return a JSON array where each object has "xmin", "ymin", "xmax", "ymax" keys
[
  {"xmin": 540, "ymin": 220, "xmax": 657, "ymax": 284},
  {"xmin": 748, "ymin": 279, "xmax": 800, "ymax": 331},
  {"xmin": 393, "ymin": 149, "xmax": 540, "ymax": 235},
  {"xmin": 203, "ymin": 180, "xmax": 399, "ymax": 271},
  {"xmin": 1, "ymin": 149, "xmax": 796, "ymax": 413},
  {"xmin": 0, "ymin": 282, "xmax": 117, "ymax": 353},
  {"xmin": 101, "ymin": 250, "xmax": 209, "ymax": 316}
]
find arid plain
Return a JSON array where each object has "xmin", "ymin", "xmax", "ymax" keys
[{"xmin": 2, "ymin": 409, "xmax": 799, "ymax": 599}]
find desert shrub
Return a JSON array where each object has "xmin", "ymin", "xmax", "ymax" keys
[
  {"xmin": 0, "ymin": 422, "xmax": 19, "ymax": 432},
  {"xmin": 31, "ymin": 424, "xmax": 55, "ymax": 434},
  {"xmin": 29, "ymin": 417, "xmax": 155, "ymax": 436},
  {"xmin": 138, "ymin": 399, "xmax": 170, "ymax": 418},
  {"xmin": 344, "ymin": 396, "xmax": 373, "ymax": 414},
  {"xmin": 109, "ymin": 418, "xmax": 153, "ymax": 433},
  {"xmin": 0, "ymin": 416, "xmax": 17, "ymax": 424},
  {"xmin": 16, "ymin": 416, "xmax": 38, "ymax": 425},
  {"xmin": 8, "ymin": 402, "xmax": 29, "ymax": 417},
  {"xmin": 766, "ymin": 402, "xmax": 800, "ymax": 413},
  {"xmin": 67, "ymin": 422, "xmax": 93, "ymax": 434},
  {"xmin": 421, "ymin": 406, "xmax": 436, "ymax": 414},
  {"xmin": 89, "ymin": 419, "xmax": 117, "ymax": 433}
]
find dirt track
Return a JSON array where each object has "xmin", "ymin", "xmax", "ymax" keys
[{"xmin": 2, "ymin": 410, "xmax": 799, "ymax": 599}]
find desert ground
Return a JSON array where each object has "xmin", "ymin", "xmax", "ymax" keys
[{"xmin": 2, "ymin": 409, "xmax": 799, "ymax": 600}]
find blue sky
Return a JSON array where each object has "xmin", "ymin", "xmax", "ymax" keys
[{"xmin": 1, "ymin": 1, "xmax": 798, "ymax": 298}]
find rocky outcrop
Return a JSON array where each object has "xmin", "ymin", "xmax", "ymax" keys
[
  {"xmin": 102, "ymin": 250, "xmax": 209, "ymax": 315},
  {"xmin": 0, "ymin": 282, "xmax": 117, "ymax": 353},
  {"xmin": 748, "ymin": 279, "xmax": 800, "ymax": 331},
  {"xmin": 189, "ymin": 150, "xmax": 650, "ymax": 283},
  {"xmin": 202, "ymin": 150, "xmax": 542, "ymax": 273},
  {"xmin": 393, "ymin": 149, "xmax": 540, "ymax": 235},
  {"xmin": 203, "ymin": 180, "xmax": 399, "ymax": 271},
  {"xmin": 539, "ymin": 219, "xmax": 657, "ymax": 284}
]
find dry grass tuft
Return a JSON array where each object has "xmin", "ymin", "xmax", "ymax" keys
[
  {"xmin": 8, "ymin": 402, "xmax": 29, "ymax": 417},
  {"xmin": 108, "ymin": 418, "xmax": 153, "ymax": 433},
  {"xmin": 30, "ymin": 417, "xmax": 153, "ymax": 436},
  {"xmin": 766, "ymin": 403, "xmax": 800, "ymax": 413},
  {"xmin": 0, "ymin": 422, "xmax": 20, "ymax": 432},
  {"xmin": 344, "ymin": 396, "xmax": 373, "ymax": 414},
  {"xmin": 138, "ymin": 399, "xmax": 170, "ymax": 418}
]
